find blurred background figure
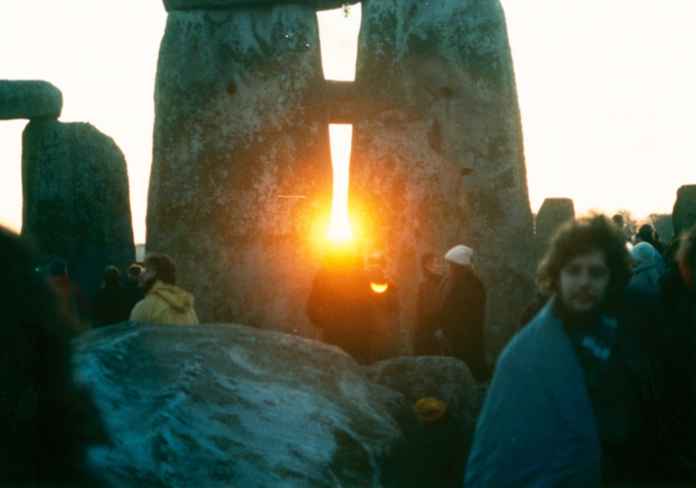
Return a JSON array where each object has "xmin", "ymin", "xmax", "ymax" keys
[
  {"xmin": 46, "ymin": 257, "xmax": 85, "ymax": 333},
  {"xmin": 92, "ymin": 265, "xmax": 130, "ymax": 327},
  {"xmin": 365, "ymin": 251, "xmax": 400, "ymax": 362},
  {"xmin": 123, "ymin": 262, "xmax": 145, "ymax": 316},
  {"xmin": 414, "ymin": 252, "xmax": 444, "ymax": 356}
]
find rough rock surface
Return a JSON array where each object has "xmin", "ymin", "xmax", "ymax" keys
[
  {"xmin": 535, "ymin": 197, "xmax": 575, "ymax": 259},
  {"xmin": 673, "ymin": 185, "xmax": 696, "ymax": 237},
  {"xmin": 365, "ymin": 357, "xmax": 481, "ymax": 486},
  {"xmin": 0, "ymin": 80, "xmax": 62, "ymax": 120},
  {"xmin": 148, "ymin": 6, "xmax": 332, "ymax": 333},
  {"xmin": 163, "ymin": 0, "xmax": 354, "ymax": 11},
  {"xmin": 73, "ymin": 323, "xmax": 404, "ymax": 487},
  {"xmin": 22, "ymin": 119, "xmax": 135, "ymax": 298},
  {"xmin": 352, "ymin": 0, "xmax": 535, "ymax": 355},
  {"xmin": 651, "ymin": 214, "xmax": 674, "ymax": 244}
]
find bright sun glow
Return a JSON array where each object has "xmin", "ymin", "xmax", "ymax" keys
[
  {"xmin": 327, "ymin": 124, "xmax": 354, "ymax": 243},
  {"xmin": 370, "ymin": 282, "xmax": 389, "ymax": 294}
]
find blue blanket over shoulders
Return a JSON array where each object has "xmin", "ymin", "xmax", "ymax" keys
[{"xmin": 464, "ymin": 300, "xmax": 601, "ymax": 487}]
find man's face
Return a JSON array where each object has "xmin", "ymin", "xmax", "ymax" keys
[{"xmin": 559, "ymin": 249, "xmax": 611, "ymax": 314}]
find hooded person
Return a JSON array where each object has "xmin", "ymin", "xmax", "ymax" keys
[
  {"xmin": 130, "ymin": 253, "xmax": 199, "ymax": 325},
  {"xmin": 438, "ymin": 244, "xmax": 488, "ymax": 381},
  {"xmin": 629, "ymin": 242, "xmax": 663, "ymax": 296}
]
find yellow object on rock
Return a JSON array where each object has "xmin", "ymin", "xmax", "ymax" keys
[{"xmin": 414, "ymin": 397, "xmax": 448, "ymax": 424}]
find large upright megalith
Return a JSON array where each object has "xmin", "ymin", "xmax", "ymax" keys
[
  {"xmin": 22, "ymin": 119, "xmax": 135, "ymax": 299},
  {"xmin": 351, "ymin": 0, "xmax": 534, "ymax": 353},
  {"xmin": 149, "ymin": 3, "xmax": 334, "ymax": 330},
  {"xmin": 673, "ymin": 185, "xmax": 696, "ymax": 237},
  {"xmin": 535, "ymin": 198, "xmax": 575, "ymax": 259}
]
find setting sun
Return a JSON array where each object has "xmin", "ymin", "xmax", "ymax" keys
[{"xmin": 326, "ymin": 124, "xmax": 355, "ymax": 244}]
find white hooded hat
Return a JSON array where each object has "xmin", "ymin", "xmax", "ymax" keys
[{"xmin": 444, "ymin": 244, "xmax": 474, "ymax": 266}]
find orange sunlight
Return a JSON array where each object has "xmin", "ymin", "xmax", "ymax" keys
[
  {"xmin": 326, "ymin": 124, "xmax": 355, "ymax": 244},
  {"xmin": 370, "ymin": 282, "xmax": 389, "ymax": 294}
]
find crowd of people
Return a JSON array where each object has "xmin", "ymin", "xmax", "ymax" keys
[
  {"xmin": 5, "ymin": 210, "xmax": 696, "ymax": 485},
  {"xmin": 466, "ymin": 215, "xmax": 696, "ymax": 485}
]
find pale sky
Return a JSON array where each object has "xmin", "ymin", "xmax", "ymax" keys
[{"xmin": 1, "ymin": 1, "xmax": 695, "ymax": 243}]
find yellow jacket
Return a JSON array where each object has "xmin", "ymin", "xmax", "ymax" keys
[{"xmin": 130, "ymin": 281, "xmax": 200, "ymax": 325}]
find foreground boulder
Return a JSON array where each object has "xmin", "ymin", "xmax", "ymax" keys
[
  {"xmin": 365, "ymin": 357, "xmax": 482, "ymax": 487},
  {"xmin": 22, "ymin": 119, "xmax": 135, "ymax": 299},
  {"xmin": 74, "ymin": 323, "xmax": 403, "ymax": 486},
  {"xmin": 74, "ymin": 324, "xmax": 481, "ymax": 486},
  {"xmin": 0, "ymin": 80, "xmax": 62, "ymax": 120}
]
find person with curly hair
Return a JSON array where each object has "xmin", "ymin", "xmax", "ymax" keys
[{"xmin": 466, "ymin": 215, "xmax": 661, "ymax": 486}]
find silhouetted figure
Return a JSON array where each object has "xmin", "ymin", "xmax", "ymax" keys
[
  {"xmin": 414, "ymin": 253, "xmax": 444, "ymax": 356},
  {"xmin": 92, "ymin": 265, "xmax": 130, "ymax": 327},
  {"xmin": 0, "ymin": 226, "xmax": 106, "ymax": 486},
  {"xmin": 365, "ymin": 252, "xmax": 400, "ymax": 362},
  {"xmin": 656, "ymin": 224, "xmax": 696, "ymax": 481},
  {"xmin": 46, "ymin": 257, "xmax": 84, "ymax": 333},
  {"xmin": 123, "ymin": 263, "xmax": 145, "ymax": 315},
  {"xmin": 307, "ymin": 247, "xmax": 374, "ymax": 364},
  {"xmin": 439, "ymin": 245, "xmax": 487, "ymax": 381},
  {"xmin": 130, "ymin": 254, "xmax": 199, "ymax": 325},
  {"xmin": 466, "ymin": 215, "xmax": 661, "ymax": 486}
]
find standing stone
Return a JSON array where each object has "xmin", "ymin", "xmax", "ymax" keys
[
  {"xmin": 535, "ymin": 197, "xmax": 575, "ymax": 260},
  {"xmin": 163, "ymin": 0, "xmax": 351, "ymax": 10},
  {"xmin": 673, "ymin": 185, "xmax": 696, "ymax": 237},
  {"xmin": 651, "ymin": 213, "xmax": 674, "ymax": 244},
  {"xmin": 0, "ymin": 80, "xmax": 62, "ymax": 120},
  {"xmin": 148, "ymin": 6, "xmax": 332, "ymax": 332},
  {"xmin": 22, "ymin": 119, "xmax": 135, "ymax": 300},
  {"xmin": 352, "ymin": 0, "xmax": 535, "ymax": 356}
]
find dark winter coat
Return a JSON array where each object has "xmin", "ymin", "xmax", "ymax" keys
[
  {"xmin": 438, "ymin": 266, "xmax": 487, "ymax": 381},
  {"xmin": 414, "ymin": 272, "xmax": 443, "ymax": 356},
  {"xmin": 92, "ymin": 284, "xmax": 130, "ymax": 327}
]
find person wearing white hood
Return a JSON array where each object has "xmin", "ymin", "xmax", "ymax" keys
[{"xmin": 438, "ymin": 244, "xmax": 488, "ymax": 381}]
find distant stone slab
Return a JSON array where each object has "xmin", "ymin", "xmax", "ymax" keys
[
  {"xmin": 163, "ymin": 0, "xmax": 354, "ymax": 11},
  {"xmin": 673, "ymin": 185, "xmax": 696, "ymax": 237},
  {"xmin": 22, "ymin": 119, "xmax": 135, "ymax": 299},
  {"xmin": 535, "ymin": 197, "xmax": 575, "ymax": 258},
  {"xmin": 0, "ymin": 80, "xmax": 62, "ymax": 120}
]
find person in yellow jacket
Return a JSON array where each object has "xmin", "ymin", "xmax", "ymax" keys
[{"xmin": 129, "ymin": 253, "xmax": 199, "ymax": 325}]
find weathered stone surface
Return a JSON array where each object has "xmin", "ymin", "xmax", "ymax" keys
[
  {"xmin": 148, "ymin": 7, "xmax": 332, "ymax": 332},
  {"xmin": 352, "ymin": 0, "xmax": 535, "ymax": 356},
  {"xmin": 22, "ymin": 119, "xmax": 135, "ymax": 298},
  {"xmin": 0, "ymin": 80, "xmax": 62, "ymax": 120},
  {"xmin": 651, "ymin": 213, "xmax": 674, "ymax": 244},
  {"xmin": 673, "ymin": 185, "xmax": 696, "ymax": 237},
  {"xmin": 535, "ymin": 197, "xmax": 575, "ymax": 259},
  {"xmin": 365, "ymin": 357, "xmax": 481, "ymax": 486},
  {"xmin": 163, "ymin": 0, "xmax": 355, "ymax": 11},
  {"xmin": 74, "ymin": 323, "xmax": 404, "ymax": 486}
]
